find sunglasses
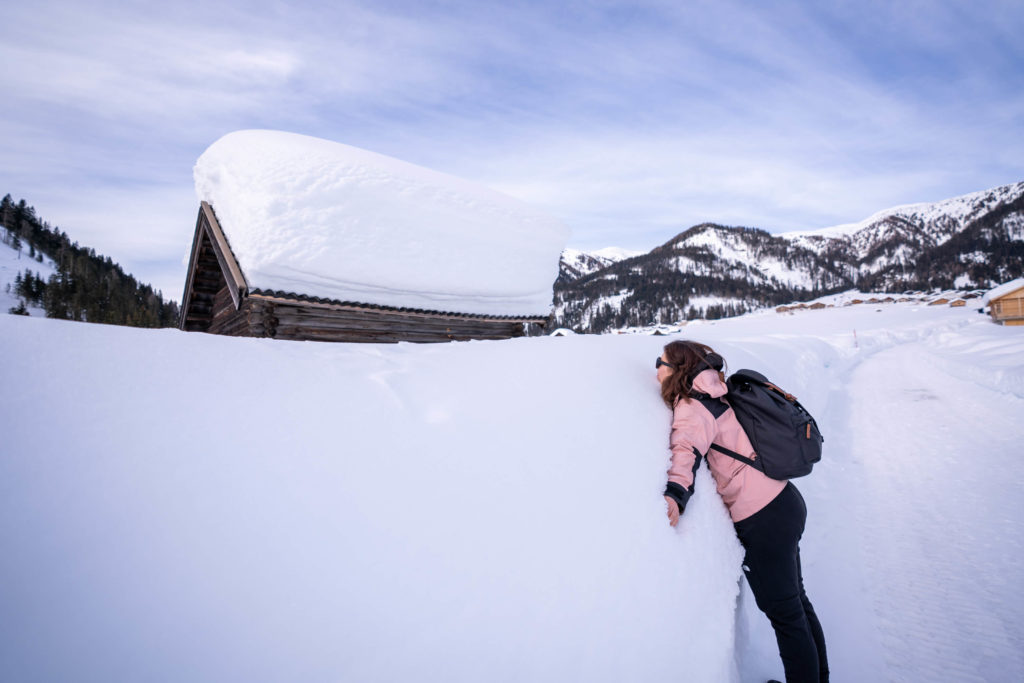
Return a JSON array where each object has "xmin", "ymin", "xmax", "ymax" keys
[{"xmin": 655, "ymin": 357, "xmax": 677, "ymax": 370}]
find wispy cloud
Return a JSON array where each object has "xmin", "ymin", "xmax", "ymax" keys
[{"xmin": 2, "ymin": 0, "xmax": 1022, "ymax": 300}]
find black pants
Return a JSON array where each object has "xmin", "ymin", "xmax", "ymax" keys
[{"xmin": 734, "ymin": 483, "xmax": 829, "ymax": 683}]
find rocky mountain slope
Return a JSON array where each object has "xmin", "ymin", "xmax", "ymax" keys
[{"xmin": 554, "ymin": 181, "xmax": 1024, "ymax": 332}]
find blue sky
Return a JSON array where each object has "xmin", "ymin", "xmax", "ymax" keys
[{"xmin": 2, "ymin": 0, "xmax": 1022, "ymax": 301}]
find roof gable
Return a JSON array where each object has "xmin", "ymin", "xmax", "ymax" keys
[{"xmin": 982, "ymin": 278, "xmax": 1024, "ymax": 305}]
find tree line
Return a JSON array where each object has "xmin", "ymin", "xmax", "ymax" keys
[{"xmin": 3, "ymin": 194, "xmax": 180, "ymax": 327}]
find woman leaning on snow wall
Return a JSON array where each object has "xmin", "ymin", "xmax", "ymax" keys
[{"xmin": 656, "ymin": 340, "xmax": 829, "ymax": 683}]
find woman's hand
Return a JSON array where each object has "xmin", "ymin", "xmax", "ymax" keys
[{"xmin": 664, "ymin": 496, "xmax": 680, "ymax": 527}]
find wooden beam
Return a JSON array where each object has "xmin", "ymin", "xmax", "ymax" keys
[
  {"xmin": 178, "ymin": 206, "xmax": 209, "ymax": 329},
  {"xmin": 247, "ymin": 292, "xmax": 547, "ymax": 324},
  {"xmin": 200, "ymin": 201, "xmax": 247, "ymax": 310}
]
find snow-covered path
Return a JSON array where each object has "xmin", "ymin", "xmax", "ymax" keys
[{"xmin": 835, "ymin": 341, "xmax": 1024, "ymax": 682}]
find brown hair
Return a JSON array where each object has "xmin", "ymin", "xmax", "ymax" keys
[{"xmin": 659, "ymin": 340, "xmax": 727, "ymax": 408}]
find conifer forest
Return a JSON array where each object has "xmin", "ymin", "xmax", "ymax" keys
[{"xmin": 2, "ymin": 194, "xmax": 179, "ymax": 327}]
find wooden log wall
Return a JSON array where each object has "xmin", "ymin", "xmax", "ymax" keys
[
  {"xmin": 253, "ymin": 299, "xmax": 524, "ymax": 343},
  {"xmin": 182, "ymin": 231, "xmax": 226, "ymax": 332}
]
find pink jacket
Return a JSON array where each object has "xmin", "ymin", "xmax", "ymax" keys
[{"xmin": 666, "ymin": 369, "xmax": 786, "ymax": 523}]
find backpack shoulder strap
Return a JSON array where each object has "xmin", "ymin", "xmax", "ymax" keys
[{"xmin": 708, "ymin": 442, "xmax": 758, "ymax": 467}]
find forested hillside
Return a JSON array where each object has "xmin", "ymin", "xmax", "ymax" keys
[{"xmin": 2, "ymin": 194, "xmax": 179, "ymax": 327}]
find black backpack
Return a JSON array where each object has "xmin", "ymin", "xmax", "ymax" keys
[{"xmin": 695, "ymin": 369, "xmax": 823, "ymax": 480}]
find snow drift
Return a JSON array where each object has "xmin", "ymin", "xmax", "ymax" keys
[
  {"xmin": 3, "ymin": 300, "xmax": 1022, "ymax": 682},
  {"xmin": 0, "ymin": 315, "xmax": 745, "ymax": 682},
  {"xmin": 193, "ymin": 130, "xmax": 569, "ymax": 316}
]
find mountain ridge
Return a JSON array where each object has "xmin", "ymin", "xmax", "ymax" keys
[{"xmin": 553, "ymin": 181, "xmax": 1024, "ymax": 332}]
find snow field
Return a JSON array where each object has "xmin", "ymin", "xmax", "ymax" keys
[{"xmin": 2, "ymin": 301, "xmax": 1022, "ymax": 682}]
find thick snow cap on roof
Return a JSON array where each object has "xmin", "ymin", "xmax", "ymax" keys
[
  {"xmin": 194, "ymin": 130, "xmax": 569, "ymax": 317},
  {"xmin": 981, "ymin": 277, "xmax": 1024, "ymax": 306}
]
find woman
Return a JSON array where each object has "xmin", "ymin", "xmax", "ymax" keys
[{"xmin": 657, "ymin": 340, "xmax": 829, "ymax": 683}]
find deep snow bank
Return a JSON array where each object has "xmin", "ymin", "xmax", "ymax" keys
[
  {"xmin": 1, "ymin": 315, "xmax": 742, "ymax": 682},
  {"xmin": 193, "ymin": 130, "xmax": 568, "ymax": 316},
  {"xmin": 1, "ymin": 302, "xmax": 1007, "ymax": 682}
]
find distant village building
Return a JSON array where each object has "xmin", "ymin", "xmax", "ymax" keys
[
  {"xmin": 982, "ymin": 278, "xmax": 1024, "ymax": 326},
  {"xmin": 180, "ymin": 131, "xmax": 567, "ymax": 343},
  {"xmin": 927, "ymin": 298, "xmax": 950, "ymax": 306},
  {"xmin": 949, "ymin": 299, "xmax": 967, "ymax": 307},
  {"xmin": 809, "ymin": 302, "xmax": 826, "ymax": 310}
]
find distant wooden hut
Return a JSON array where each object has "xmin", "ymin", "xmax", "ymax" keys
[
  {"xmin": 866, "ymin": 297, "xmax": 881, "ymax": 304},
  {"xmin": 180, "ymin": 203, "xmax": 546, "ymax": 342},
  {"xmin": 983, "ymin": 279, "xmax": 1024, "ymax": 326},
  {"xmin": 776, "ymin": 306, "xmax": 791, "ymax": 313},
  {"xmin": 809, "ymin": 302, "xmax": 826, "ymax": 310},
  {"xmin": 927, "ymin": 298, "xmax": 950, "ymax": 306},
  {"xmin": 881, "ymin": 297, "xmax": 895, "ymax": 303},
  {"xmin": 949, "ymin": 299, "xmax": 967, "ymax": 307},
  {"xmin": 850, "ymin": 299, "xmax": 864, "ymax": 305}
]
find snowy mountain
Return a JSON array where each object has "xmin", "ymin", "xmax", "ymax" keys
[
  {"xmin": 3, "ymin": 302, "xmax": 1022, "ymax": 682},
  {"xmin": 557, "ymin": 247, "xmax": 642, "ymax": 284},
  {"xmin": 554, "ymin": 182, "xmax": 1024, "ymax": 332}
]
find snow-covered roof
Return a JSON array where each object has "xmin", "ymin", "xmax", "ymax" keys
[
  {"xmin": 981, "ymin": 278, "xmax": 1024, "ymax": 305},
  {"xmin": 193, "ymin": 130, "xmax": 569, "ymax": 317}
]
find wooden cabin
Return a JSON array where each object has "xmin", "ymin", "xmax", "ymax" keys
[
  {"xmin": 809, "ymin": 302, "xmax": 826, "ymax": 310},
  {"xmin": 949, "ymin": 299, "xmax": 967, "ymax": 307},
  {"xmin": 776, "ymin": 306, "xmax": 791, "ymax": 313},
  {"xmin": 927, "ymin": 297, "xmax": 950, "ymax": 306},
  {"xmin": 984, "ymin": 279, "xmax": 1024, "ymax": 326},
  {"xmin": 180, "ymin": 203, "xmax": 545, "ymax": 342}
]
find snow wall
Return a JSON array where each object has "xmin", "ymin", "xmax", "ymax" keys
[
  {"xmin": 1, "ymin": 315, "xmax": 747, "ymax": 682},
  {"xmin": 4, "ymin": 303, "xmax": 1010, "ymax": 682},
  {"xmin": 193, "ymin": 130, "xmax": 569, "ymax": 317}
]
